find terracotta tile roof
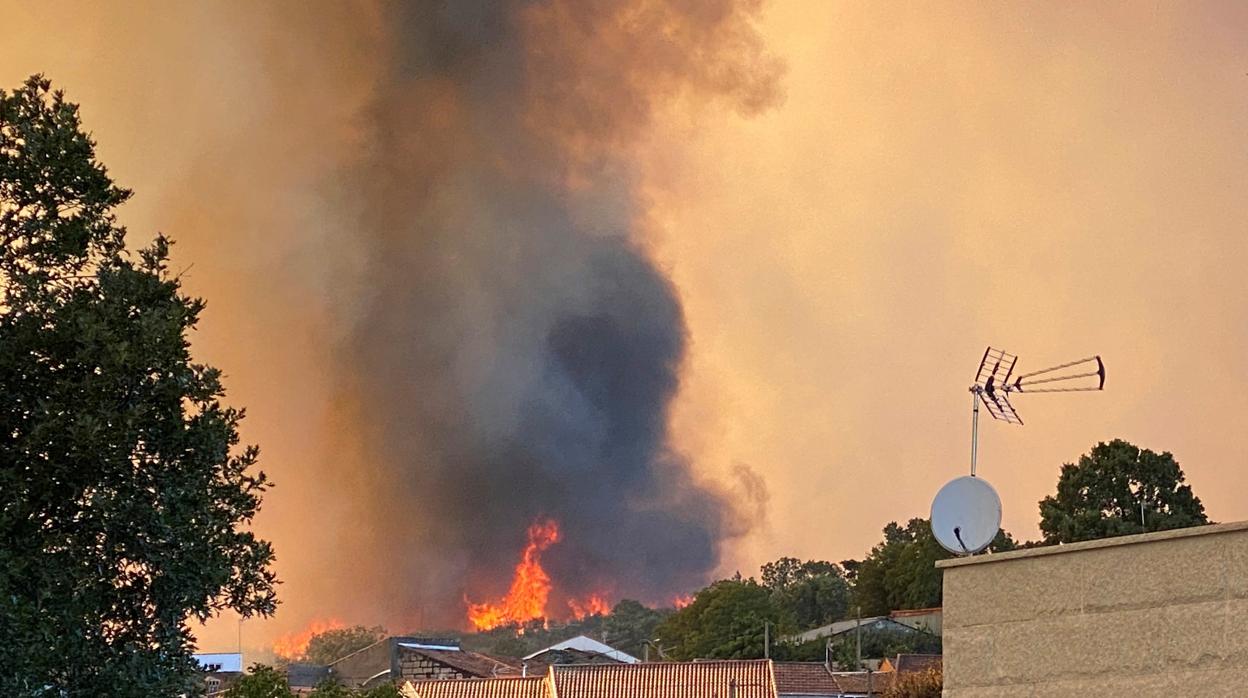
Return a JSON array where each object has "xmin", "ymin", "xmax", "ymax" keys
[
  {"xmin": 404, "ymin": 677, "xmax": 549, "ymax": 698},
  {"xmin": 551, "ymin": 659, "xmax": 776, "ymax": 698},
  {"xmin": 773, "ymin": 662, "xmax": 839, "ymax": 695}
]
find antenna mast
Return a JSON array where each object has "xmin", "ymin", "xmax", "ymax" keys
[{"xmin": 968, "ymin": 347, "xmax": 1105, "ymax": 476}]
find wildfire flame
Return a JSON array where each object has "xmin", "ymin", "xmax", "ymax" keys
[
  {"xmin": 672, "ymin": 595, "xmax": 694, "ymax": 609},
  {"xmin": 567, "ymin": 593, "xmax": 610, "ymax": 619},
  {"xmin": 466, "ymin": 518, "xmax": 561, "ymax": 631},
  {"xmin": 272, "ymin": 618, "xmax": 345, "ymax": 660}
]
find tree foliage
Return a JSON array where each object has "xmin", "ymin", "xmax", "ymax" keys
[
  {"xmin": 224, "ymin": 665, "xmax": 292, "ymax": 698},
  {"xmin": 760, "ymin": 557, "xmax": 851, "ymax": 631},
  {"xmin": 850, "ymin": 519, "xmax": 1016, "ymax": 616},
  {"xmin": 309, "ymin": 678, "xmax": 354, "ymax": 698},
  {"xmin": 1039, "ymin": 439, "xmax": 1208, "ymax": 544},
  {"xmin": 302, "ymin": 625, "xmax": 387, "ymax": 665},
  {"xmin": 655, "ymin": 579, "xmax": 784, "ymax": 660},
  {"xmin": 0, "ymin": 75, "xmax": 276, "ymax": 696},
  {"xmin": 603, "ymin": 599, "xmax": 668, "ymax": 660}
]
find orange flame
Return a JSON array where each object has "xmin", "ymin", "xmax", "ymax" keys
[
  {"xmin": 567, "ymin": 593, "xmax": 610, "ymax": 619},
  {"xmin": 672, "ymin": 595, "xmax": 694, "ymax": 609},
  {"xmin": 272, "ymin": 618, "xmax": 345, "ymax": 660},
  {"xmin": 466, "ymin": 518, "xmax": 560, "ymax": 631}
]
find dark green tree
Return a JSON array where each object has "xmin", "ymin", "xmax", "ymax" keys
[
  {"xmin": 655, "ymin": 579, "xmax": 784, "ymax": 660},
  {"xmin": 223, "ymin": 665, "xmax": 293, "ymax": 698},
  {"xmin": 301, "ymin": 625, "xmax": 387, "ymax": 664},
  {"xmin": 850, "ymin": 519, "xmax": 1015, "ymax": 616},
  {"xmin": 0, "ymin": 76, "xmax": 277, "ymax": 696},
  {"xmin": 760, "ymin": 557, "xmax": 850, "ymax": 631},
  {"xmin": 603, "ymin": 599, "xmax": 669, "ymax": 660},
  {"xmin": 308, "ymin": 678, "xmax": 353, "ymax": 698},
  {"xmin": 1039, "ymin": 439, "xmax": 1208, "ymax": 544}
]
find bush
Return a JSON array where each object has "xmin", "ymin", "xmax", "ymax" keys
[{"xmin": 884, "ymin": 668, "xmax": 942, "ymax": 698}]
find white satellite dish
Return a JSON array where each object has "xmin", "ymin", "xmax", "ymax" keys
[{"xmin": 930, "ymin": 475, "xmax": 1001, "ymax": 555}]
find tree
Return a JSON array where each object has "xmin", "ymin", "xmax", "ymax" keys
[
  {"xmin": 655, "ymin": 579, "xmax": 784, "ymax": 660},
  {"xmin": 308, "ymin": 678, "xmax": 353, "ymax": 698},
  {"xmin": 0, "ymin": 76, "xmax": 277, "ymax": 696},
  {"xmin": 884, "ymin": 668, "xmax": 942, "ymax": 698},
  {"xmin": 1039, "ymin": 439, "xmax": 1208, "ymax": 544},
  {"xmin": 224, "ymin": 665, "xmax": 293, "ymax": 698},
  {"xmin": 850, "ymin": 519, "xmax": 1016, "ymax": 616},
  {"xmin": 603, "ymin": 599, "xmax": 669, "ymax": 659},
  {"xmin": 302, "ymin": 625, "xmax": 387, "ymax": 664},
  {"xmin": 761, "ymin": 557, "xmax": 851, "ymax": 631}
]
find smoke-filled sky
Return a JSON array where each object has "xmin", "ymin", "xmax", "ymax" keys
[{"xmin": 4, "ymin": 1, "xmax": 1248, "ymax": 652}]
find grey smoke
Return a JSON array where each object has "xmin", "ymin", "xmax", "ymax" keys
[{"xmin": 329, "ymin": 0, "xmax": 781, "ymax": 625}]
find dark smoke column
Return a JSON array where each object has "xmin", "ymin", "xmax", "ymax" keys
[{"xmin": 332, "ymin": 0, "xmax": 782, "ymax": 626}]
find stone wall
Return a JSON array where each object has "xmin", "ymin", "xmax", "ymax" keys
[{"xmin": 938, "ymin": 521, "xmax": 1248, "ymax": 696}]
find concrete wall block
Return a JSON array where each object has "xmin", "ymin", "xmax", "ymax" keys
[
  {"xmin": 1081, "ymin": 535, "xmax": 1229, "ymax": 613},
  {"xmin": 944, "ymin": 682, "xmax": 1036, "ymax": 698},
  {"xmin": 1224, "ymin": 533, "xmax": 1248, "ymax": 599},
  {"xmin": 941, "ymin": 626, "xmax": 994, "ymax": 689},
  {"xmin": 1033, "ymin": 666, "xmax": 1244, "ymax": 698},
  {"xmin": 943, "ymin": 555, "xmax": 1086, "ymax": 630},
  {"xmin": 942, "ymin": 524, "xmax": 1248, "ymax": 694}
]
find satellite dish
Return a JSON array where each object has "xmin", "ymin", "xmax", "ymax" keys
[{"xmin": 930, "ymin": 475, "xmax": 1001, "ymax": 555}]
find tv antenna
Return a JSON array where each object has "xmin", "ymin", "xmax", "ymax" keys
[
  {"xmin": 932, "ymin": 347, "xmax": 1106, "ymax": 556},
  {"xmin": 968, "ymin": 347, "xmax": 1104, "ymax": 476}
]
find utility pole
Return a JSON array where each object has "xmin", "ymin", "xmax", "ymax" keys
[
  {"xmin": 1141, "ymin": 499, "xmax": 1148, "ymax": 530},
  {"xmin": 855, "ymin": 606, "xmax": 862, "ymax": 669},
  {"xmin": 764, "ymin": 621, "xmax": 771, "ymax": 660}
]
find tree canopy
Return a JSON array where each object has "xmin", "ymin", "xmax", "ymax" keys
[
  {"xmin": 0, "ymin": 75, "xmax": 276, "ymax": 696},
  {"xmin": 603, "ymin": 599, "xmax": 669, "ymax": 660},
  {"xmin": 850, "ymin": 519, "xmax": 1016, "ymax": 616},
  {"xmin": 655, "ymin": 579, "xmax": 784, "ymax": 660},
  {"xmin": 760, "ymin": 557, "xmax": 851, "ymax": 630},
  {"xmin": 225, "ymin": 665, "xmax": 292, "ymax": 698},
  {"xmin": 300, "ymin": 625, "xmax": 387, "ymax": 665},
  {"xmin": 1039, "ymin": 439, "xmax": 1208, "ymax": 544}
]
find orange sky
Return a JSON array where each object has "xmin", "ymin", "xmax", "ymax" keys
[{"xmin": 3, "ymin": 1, "xmax": 1247, "ymax": 653}]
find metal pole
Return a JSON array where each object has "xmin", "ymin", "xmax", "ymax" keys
[
  {"xmin": 970, "ymin": 389, "xmax": 980, "ymax": 477},
  {"xmin": 855, "ymin": 607, "xmax": 862, "ymax": 669},
  {"xmin": 764, "ymin": 621, "xmax": 770, "ymax": 659},
  {"xmin": 1141, "ymin": 499, "xmax": 1147, "ymax": 529}
]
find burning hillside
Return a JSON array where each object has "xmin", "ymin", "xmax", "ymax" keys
[{"xmin": 465, "ymin": 518, "xmax": 611, "ymax": 631}]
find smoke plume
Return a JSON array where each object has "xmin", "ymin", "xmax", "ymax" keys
[{"xmin": 315, "ymin": 0, "xmax": 782, "ymax": 626}]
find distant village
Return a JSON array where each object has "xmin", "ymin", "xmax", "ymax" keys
[{"xmin": 197, "ymin": 606, "xmax": 944, "ymax": 697}]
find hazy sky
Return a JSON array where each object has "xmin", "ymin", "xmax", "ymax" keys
[{"xmin": 3, "ymin": 1, "xmax": 1247, "ymax": 652}]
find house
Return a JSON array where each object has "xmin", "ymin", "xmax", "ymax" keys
[
  {"xmin": 522, "ymin": 634, "xmax": 640, "ymax": 665},
  {"xmin": 315, "ymin": 637, "xmax": 525, "ymax": 689},
  {"xmin": 773, "ymin": 663, "xmax": 894, "ymax": 697},
  {"xmin": 193, "ymin": 653, "xmax": 243, "ymax": 696},
  {"xmin": 789, "ymin": 614, "xmax": 931, "ymax": 645},
  {"xmin": 878, "ymin": 653, "xmax": 940, "ymax": 675},
  {"xmin": 403, "ymin": 658, "xmax": 777, "ymax": 698},
  {"xmin": 885, "ymin": 608, "xmax": 942, "ymax": 636}
]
